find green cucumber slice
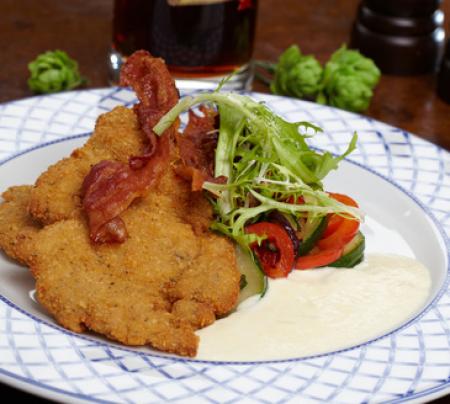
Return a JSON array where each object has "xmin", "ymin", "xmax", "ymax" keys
[
  {"xmin": 298, "ymin": 216, "xmax": 328, "ymax": 256},
  {"xmin": 328, "ymin": 231, "xmax": 365, "ymax": 268},
  {"xmin": 235, "ymin": 246, "xmax": 268, "ymax": 304}
]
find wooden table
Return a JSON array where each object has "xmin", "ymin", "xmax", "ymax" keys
[
  {"xmin": 1, "ymin": 0, "xmax": 449, "ymax": 150},
  {"xmin": 0, "ymin": 0, "xmax": 449, "ymax": 402}
]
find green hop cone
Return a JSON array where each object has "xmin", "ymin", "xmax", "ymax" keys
[
  {"xmin": 325, "ymin": 67, "xmax": 373, "ymax": 112},
  {"xmin": 319, "ymin": 45, "xmax": 380, "ymax": 112},
  {"xmin": 271, "ymin": 45, "xmax": 323, "ymax": 99},
  {"xmin": 28, "ymin": 50, "xmax": 86, "ymax": 94},
  {"xmin": 326, "ymin": 45, "xmax": 380, "ymax": 88}
]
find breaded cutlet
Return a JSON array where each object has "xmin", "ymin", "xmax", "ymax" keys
[
  {"xmin": 29, "ymin": 106, "xmax": 147, "ymax": 225},
  {"xmin": 0, "ymin": 186, "xmax": 40, "ymax": 265},
  {"xmin": 1, "ymin": 51, "xmax": 241, "ymax": 356},
  {"xmin": 31, "ymin": 164, "xmax": 240, "ymax": 357}
]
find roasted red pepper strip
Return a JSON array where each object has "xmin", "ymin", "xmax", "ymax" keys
[
  {"xmin": 245, "ymin": 222, "xmax": 295, "ymax": 278},
  {"xmin": 322, "ymin": 193, "xmax": 357, "ymax": 238},
  {"xmin": 317, "ymin": 193, "xmax": 359, "ymax": 250},
  {"xmin": 322, "ymin": 214, "xmax": 344, "ymax": 238},
  {"xmin": 328, "ymin": 193, "xmax": 359, "ymax": 208},
  {"xmin": 286, "ymin": 195, "xmax": 305, "ymax": 205},
  {"xmin": 318, "ymin": 219, "xmax": 359, "ymax": 250},
  {"xmin": 295, "ymin": 248, "xmax": 343, "ymax": 270}
]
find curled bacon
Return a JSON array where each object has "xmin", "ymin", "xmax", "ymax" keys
[
  {"xmin": 82, "ymin": 51, "xmax": 178, "ymax": 243},
  {"xmin": 120, "ymin": 50, "xmax": 179, "ymax": 151},
  {"xmin": 175, "ymin": 106, "xmax": 224, "ymax": 191},
  {"xmin": 82, "ymin": 135, "xmax": 171, "ymax": 243}
]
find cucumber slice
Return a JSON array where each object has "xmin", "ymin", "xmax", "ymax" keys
[
  {"xmin": 328, "ymin": 231, "xmax": 365, "ymax": 268},
  {"xmin": 235, "ymin": 246, "xmax": 268, "ymax": 304},
  {"xmin": 298, "ymin": 216, "xmax": 328, "ymax": 256}
]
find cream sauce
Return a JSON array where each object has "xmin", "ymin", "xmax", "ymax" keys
[{"xmin": 196, "ymin": 253, "xmax": 431, "ymax": 361}]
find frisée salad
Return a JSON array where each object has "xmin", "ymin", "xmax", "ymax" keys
[{"xmin": 154, "ymin": 90, "xmax": 364, "ymax": 300}]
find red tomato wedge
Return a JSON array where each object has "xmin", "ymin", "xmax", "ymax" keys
[
  {"xmin": 245, "ymin": 222, "xmax": 295, "ymax": 278},
  {"xmin": 295, "ymin": 248, "xmax": 343, "ymax": 270}
]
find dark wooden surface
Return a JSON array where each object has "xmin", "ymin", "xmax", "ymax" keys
[
  {"xmin": 254, "ymin": 2, "xmax": 450, "ymax": 150},
  {"xmin": 0, "ymin": 0, "xmax": 449, "ymax": 402},
  {"xmin": 0, "ymin": 0, "xmax": 449, "ymax": 149}
]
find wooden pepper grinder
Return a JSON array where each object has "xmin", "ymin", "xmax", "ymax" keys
[
  {"xmin": 438, "ymin": 39, "xmax": 450, "ymax": 103},
  {"xmin": 351, "ymin": 0, "xmax": 446, "ymax": 74}
]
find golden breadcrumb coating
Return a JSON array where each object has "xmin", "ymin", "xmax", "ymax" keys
[
  {"xmin": 17, "ymin": 106, "xmax": 241, "ymax": 357},
  {"xmin": 0, "ymin": 186, "xmax": 40, "ymax": 265},
  {"xmin": 29, "ymin": 106, "xmax": 147, "ymax": 224},
  {"xmin": 32, "ymin": 167, "xmax": 239, "ymax": 356}
]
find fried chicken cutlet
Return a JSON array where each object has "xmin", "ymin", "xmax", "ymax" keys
[
  {"xmin": 21, "ymin": 51, "xmax": 241, "ymax": 357},
  {"xmin": 0, "ymin": 186, "xmax": 40, "ymax": 265},
  {"xmin": 0, "ymin": 107, "xmax": 145, "ymax": 266},
  {"xmin": 29, "ymin": 106, "xmax": 147, "ymax": 225},
  {"xmin": 0, "ymin": 106, "xmax": 238, "ymax": 356},
  {"xmin": 31, "ymin": 164, "xmax": 239, "ymax": 356}
]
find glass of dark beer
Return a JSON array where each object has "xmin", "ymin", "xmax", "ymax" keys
[{"xmin": 109, "ymin": 0, "xmax": 258, "ymax": 90}]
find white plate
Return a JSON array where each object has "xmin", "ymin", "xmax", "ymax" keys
[{"xmin": 0, "ymin": 88, "xmax": 449, "ymax": 403}]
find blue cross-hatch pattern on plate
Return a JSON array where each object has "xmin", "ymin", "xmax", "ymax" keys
[{"xmin": 0, "ymin": 88, "xmax": 449, "ymax": 403}]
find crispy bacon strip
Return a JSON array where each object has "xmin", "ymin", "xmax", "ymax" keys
[
  {"xmin": 121, "ymin": 50, "xmax": 179, "ymax": 153},
  {"xmin": 175, "ymin": 106, "xmax": 225, "ymax": 191},
  {"xmin": 82, "ymin": 51, "xmax": 178, "ymax": 243},
  {"xmin": 82, "ymin": 135, "xmax": 171, "ymax": 243}
]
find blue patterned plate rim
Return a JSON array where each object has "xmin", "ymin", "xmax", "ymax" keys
[
  {"xmin": 0, "ymin": 131, "xmax": 448, "ymax": 366},
  {"xmin": 1, "ymin": 89, "xmax": 450, "ymax": 403}
]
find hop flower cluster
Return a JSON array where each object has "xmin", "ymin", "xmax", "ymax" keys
[
  {"xmin": 270, "ymin": 46, "xmax": 323, "ymax": 99},
  {"xmin": 267, "ymin": 45, "xmax": 381, "ymax": 112},
  {"xmin": 28, "ymin": 50, "xmax": 86, "ymax": 94}
]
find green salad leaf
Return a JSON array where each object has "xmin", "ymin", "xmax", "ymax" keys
[
  {"xmin": 28, "ymin": 50, "xmax": 86, "ymax": 94},
  {"xmin": 154, "ymin": 91, "xmax": 362, "ymax": 248}
]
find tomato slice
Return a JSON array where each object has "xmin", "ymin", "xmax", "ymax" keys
[
  {"xmin": 295, "ymin": 248, "xmax": 343, "ymax": 270},
  {"xmin": 245, "ymin": 222, "xmax": 295, "ymax": 278}
]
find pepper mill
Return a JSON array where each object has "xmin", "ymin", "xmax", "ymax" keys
[
  {"xmin": 351, "ymin": 0, "xmax": 446, "ymax": 75},
  {"xmin": 438, "ymin": 39, "xmax": 450, "ymax": 103}
]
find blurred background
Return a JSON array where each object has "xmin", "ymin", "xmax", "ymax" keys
[{"xmin": 0, "ymin": 0, "xmax": 449, "ymax": 149}]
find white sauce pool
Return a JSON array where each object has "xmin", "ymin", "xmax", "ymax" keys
[{"xmin": 196, "ymin": 217, "xmax": 432, "ymax": 361}]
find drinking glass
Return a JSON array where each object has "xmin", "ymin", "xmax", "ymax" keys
[{"xmin": 109, "ymin": 0, "xmax": 258, "ymax": 90}]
